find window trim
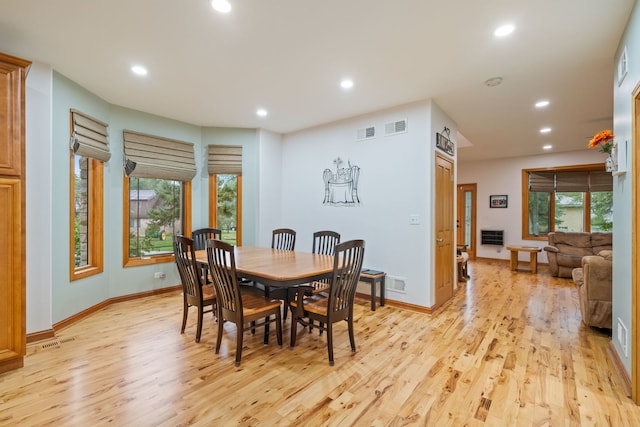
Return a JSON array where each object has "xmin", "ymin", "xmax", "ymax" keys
[
  {"xmin": 122, "ymin": 175, "xmax": 192, "ymax": 267},
  {"xmin": 209, "ymin": 173, "xmax": 242, "ymax": 245},
  {"xmin": 69, "ymin": 154, "xmax": 104, "ymax": 281},
  {"xmin": 522, "ymin": 163, "xmax": 606, "ymax": 240}
]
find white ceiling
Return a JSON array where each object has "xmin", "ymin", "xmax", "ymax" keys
[{"xmin": 0, "ymin": 0, "xmax": 634, "ymax": 162}]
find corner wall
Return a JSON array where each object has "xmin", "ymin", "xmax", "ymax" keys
[
  {"xmin": 280, "ymin": 100, "xmax": 450, "ymax": 308},
  {"xmin": 611, "ymin": 0, "xmax": 640, "ymax": 376},
  {"xmin": 25, "ymin": 62, "xmax": 53, "ymax": 333}
]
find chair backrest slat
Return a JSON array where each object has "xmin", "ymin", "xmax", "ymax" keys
[
  {"xmin": 312, "ymin": 230, "xmax": 340, "ymax": 255},
  {"xmin": 192, "ymin": 227, "xmax": 222, "ymax": 251},
  {"xmin": 272, "ymin": 228, "xmax": 296, "ymax": 251}
]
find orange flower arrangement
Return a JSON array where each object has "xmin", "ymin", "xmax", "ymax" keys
[{"xmin": 588, "ymin": 129, "xmax": 615, "ymax": 154}]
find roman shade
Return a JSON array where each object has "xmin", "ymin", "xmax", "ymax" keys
[
  {"xmin": 528, "ymin": 171, "xmax": 555, "ymax": 192},
  {"xmin": 70, "ymin": 109, "xmax": 111, "ymax": 162},
  {"xmin": 123, "ymin": 130, "xmax": 197, "ymax": 182},
  {"xmin": 528, "ymin": 170, "xmax": 612, "ymax": 192},
  {"xmin": 207, "ymin": 145, "xmax": 242, "ymax": 175},
  {"xmin": 555, "ymin": 171, "xmax": 589, "ymax": 192},
  {"xmin": 589, "ymin": 171, "xmax": 614, "ymax": 192}
]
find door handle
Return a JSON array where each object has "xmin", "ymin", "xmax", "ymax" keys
[{"xmin": 436, "ymin": 238, "xmax": 443, "ymax": 242}]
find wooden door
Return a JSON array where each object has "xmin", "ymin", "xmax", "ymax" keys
[
  {"xmin": 434, "ymin": 153, "xmax": 454, "ymax": 308},
  {"xmin": 457, "ymin": 183, "xmax": 477, "ymax": 259},
  {"xmin": 632, "ymin": 82, "xmax": 640, "ymax": 402},
  {"xmin": 0, "ymin": 52, "xmax": 30, "ymax": 374}
]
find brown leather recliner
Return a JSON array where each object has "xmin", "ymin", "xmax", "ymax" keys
[
  {"xmin": 571, "ymin": 250, "xmax": 612, "ymax": 329},
  {"xmin": 544, "ymin": 232, "xmax": 612, "ymax": 278}
]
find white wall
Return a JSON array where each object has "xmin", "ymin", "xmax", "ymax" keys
[
  {"xmin": 280, "ymin": 100, "xmax": 453, "ymax": 308},
  {"xmin": 257, "ymin": 129, "xmax": 283, "ymax": 247},
  {"xmin": 458, "ymin": 149, "xmax": 606, "ymax": 263},
  {"xmin": 25, "ymin": 62, "xmax": 53, "ymax": 333},
  {"xmin": 26, "ymin": 71, "xmax": 265, "ymax": 328},
  {"xmin": 612, "ymin": 0, "xmax": 639, "ymax": 376}
]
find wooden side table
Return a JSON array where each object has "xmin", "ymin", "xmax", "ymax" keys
[
  {"xmin": 506, "ymin": 246, "xmax": 542, "ymax": 273},
  {"xmin": 360, "ymin": 270, "xmax": 385, "ymax": 311}
]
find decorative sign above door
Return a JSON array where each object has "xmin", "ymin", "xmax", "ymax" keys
[{"xmin": 436, "ymin": 127, "xmax": 455, "ymax": 156}]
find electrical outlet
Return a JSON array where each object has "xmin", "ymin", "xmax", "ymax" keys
[
  {"xmin": 409, "ymin": 214, "xmax": 420, "ymax": 225},
  {"xmin": 617, "ymin": 318, "xmax": 628, "ymax": 357},
  {"xmin": 154, "ymin": 272, "xmax": 166, "ymax": 279}
]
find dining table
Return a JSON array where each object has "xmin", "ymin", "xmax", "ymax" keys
[{"xmin": 193, "ymin": 245, "xmax": 335, "ymax": 289}]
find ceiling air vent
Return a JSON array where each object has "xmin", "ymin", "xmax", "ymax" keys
[
  {"xmin": 356, "ymin": 126, "xmax": 376, "ymax": 141},
  {"xmin": 385, "ymin": 119, "xmax": 407, "ymax": 136}
]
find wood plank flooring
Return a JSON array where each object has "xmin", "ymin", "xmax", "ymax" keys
[{"xmin": 1, "ymin": 259, "xmax": 639, "ymax": 426}]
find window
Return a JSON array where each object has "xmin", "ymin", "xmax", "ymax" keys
[
  {"xmin": 122, "ymin": 130, "xmax": 196, "ymax": 266},
  {"xmin": 70, "ymin": 155, "xmax": 104, "ymax": 280},
  {"xmin": 69, "ymin": 110, "xmax": 110, "ymax": 281},
  {"xmin": 208, "ymin": 145, "xmax": 242, "ymax": 245},
  {"xmin": 522, "ymin": 164, "xmax": 613, "ymax": 240},
  {"xmin": 124, "ymin": 177, "xmax": 191, "ymax": 266},
  {"xmin": 209, "ymin": 174, "xmax": 242, "ymax": 245}
]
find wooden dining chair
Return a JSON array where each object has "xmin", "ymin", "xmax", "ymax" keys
[
  {"xmin": 313, "ymin": 230, "xmax": 340, "ymax": 256},
  {"xmin": 309, "ymin": 230, "xmax": 341, "ymax": 293},
  {"xmin": 304, "ymin": 231, "xmax": 341, "ymax": 332},
  {"xmin": 271, "ymin": 228, "xmax": 296, "ymax": 251},
  {"xmin": 266, "ymin": 228, "xmax": 297, "ymax": 318},
  {"xmin": 173, "ymin": 235, "xmax": 216, "ymax": 343},
  {"xmin": 192, "ymin": 227, "xmax": 222, "ymax": 250},
  {"xmin": 191, "ymin": 227, "xmax": 223, "ymax": 284},
  {"xmin": 206, "ymin": 239, "xmax": 283, "ymax": 366},
  {"xmin": 289, "ymin": 239, "xmax": 365, "ymax": 365}
]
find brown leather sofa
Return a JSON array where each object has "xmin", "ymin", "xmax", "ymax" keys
[
  {"xmin": 571, "ymin": 250, "xmax": 612, "ymax": 329},
  {"xmin": 543, "ymin": 232, "xmax": 612, "ymax": 278}
]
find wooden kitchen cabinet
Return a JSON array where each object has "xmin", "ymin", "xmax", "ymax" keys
[{"xmin": 0, "ymin": 52, "xmax": 30, "ymax": 374}]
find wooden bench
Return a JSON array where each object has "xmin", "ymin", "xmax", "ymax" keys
[{"xmin": 360, "ymin": 270, "xmax": 385, "ymax": 311}]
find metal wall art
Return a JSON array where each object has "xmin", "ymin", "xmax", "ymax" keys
[
  {"xmin": 436, "ymin": 127, "xmax": 455, "ymax": 156},
  {"xmin": 322, "ymin": 157, "xmax": 361, "ymax": 206}
]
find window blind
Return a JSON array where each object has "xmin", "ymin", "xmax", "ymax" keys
[
  {"xmin": 123, "ymin": 130, "xmax": 197, "ymax": 182},
  {"xmin": 207, "ymin": 145, "xmax": 242, "ymax": 175},
  {"xmin": 528, "ymin": 170, "xmax": 612, "ymax": 192},
  {"xmin": 528, "ymin": 171, "xmax": 555, "ymax": 192},
  {"xmin": 70, "ymin": 109, "xmax": 111, "ymax": 162},
  {"xmin": 555, "ymin": 171, "xmax": 589, "ymax": 192},
  {"xmin": 590, "ymin": 171, "xmax": 613, "ymax": 192}
]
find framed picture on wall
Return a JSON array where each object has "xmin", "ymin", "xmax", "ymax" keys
[{"xmin": 489, "ymin": 194, "xmax": 508, "ymax": 208}]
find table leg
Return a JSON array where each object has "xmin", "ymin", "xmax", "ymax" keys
[
  {"xmin": 530, "ymin": 252, "xmax": 538, "ymax": 274},
  {"xmin": 371, "ymin": 279, "xmax": 376, "ymax": 311},
  {"xmin": 380, "ymin": 276, "xmax": 385, "ymax": 307},
  {"xmin": 510, "ymin": 250, "xmax": 518, "ymax": 271}
]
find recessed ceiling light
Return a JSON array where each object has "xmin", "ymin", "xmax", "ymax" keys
[
  {"xmin": 340, "ymin": 79, "xmax": 354, "ymax": 89},
  {"xmin": 535, "ymin": 100, "xmax": 550, "ymax": 108},
  {"xmin": 211, "ymin": 0, "xmax": 231, "ymax": 13},
  {"xmin": 256, "ymin": 108, "xmax": 268, "ymax": 117},
  {"xmin": 131, "ymin": 65, "xmax": 148, "ymax": 76},
  {"xmin": 494, "ymin": 24, "xmax": 515, "ymax": 37},
  {"xmin": 540, "ymin": 127, "xmax": 552, "ymax": 133},
  {"xmin": 543, "ymin": 144, "xmax": 553, "ymax": 150}
]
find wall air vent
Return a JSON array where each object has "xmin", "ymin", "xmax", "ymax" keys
[
  {"xmin": 385, "ymin": 119, "xmax": 408, "ymax": 136},
  {"xmin": 356, "ymin": 126, "xmax": 376, "ymax": 141},
  {"xmin": 618, "ymin": 46, "xmax": 628, "ymax": 86}
]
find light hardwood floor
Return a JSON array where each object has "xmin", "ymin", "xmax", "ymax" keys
[{"xmin": 1, "ymin": 259, "xmax": 639, "ymax": 426}]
